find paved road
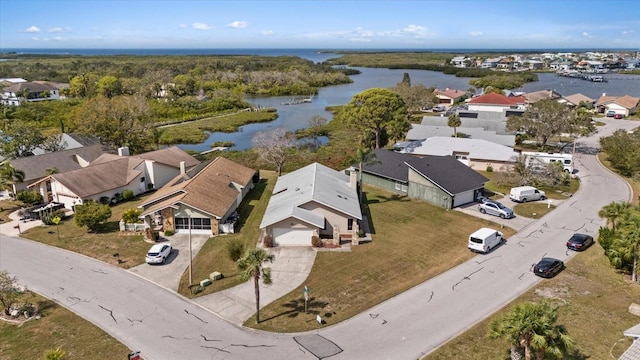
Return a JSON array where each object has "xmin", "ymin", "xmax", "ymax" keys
[{"xmin": 0, "ymin": 119, "xmax": 637, "ymax": 359}]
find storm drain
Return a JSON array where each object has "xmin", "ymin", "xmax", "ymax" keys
[{"xmin": 293, "ymin": 334, "xmax": 343, "ymax": 359}]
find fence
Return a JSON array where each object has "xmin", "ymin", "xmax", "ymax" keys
[{"xmin": 120, "ymin": 222, "xmax": 147, "ymax": 232}]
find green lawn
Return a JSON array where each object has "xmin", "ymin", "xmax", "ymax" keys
[
  {"xmin": 20, "ymin": 195, "xmax": 153, "ymax": 269},
  {"xmin": 0, "ymin": 293, "xmax": 129, "ymax": 360},
  {"xmin": 241, "ymin": 185, "xmax": 516, "ymax": 332},
  {"xmin": 479, "ymin": 170, "xmax": 579, "ymax": 200}
]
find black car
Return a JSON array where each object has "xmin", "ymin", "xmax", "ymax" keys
[
  {"xmin": 533, "ymin": 257, "xmax": 564, "ymax": 278},
  {"xmin": 566, "ymin": 233, "xmax": 594, "ymax": 251}
]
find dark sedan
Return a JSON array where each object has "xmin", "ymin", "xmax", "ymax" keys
[
  {"xmin": 566, "ymin": 233, "xmax": 594, "ymax": 251},
  {"xmin": 533, "ymin": 257, "xmax": 564, "ymax": 278}
]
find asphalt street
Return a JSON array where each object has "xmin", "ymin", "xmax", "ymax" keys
[{"xmin": 0, "ymin": 118, "xmax": 637, "ymax": 360}]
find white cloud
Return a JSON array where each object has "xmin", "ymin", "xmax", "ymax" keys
[
  {"xmin": 470, "ymin": 31, "xmax": 483, "ymax": 37},
  {"xmin": 582, "ymin": 31, "xmax": 593, "ymax": 38},
  {"xmin": 179, "ymin": 24, "xmax": 187, "ymax": 29},
  {"xmin": 227, "ymin": 21, "xmax": 248, "ymax": 29},
  {"xmin": 192, "ymin": 22, "xmax": 213, "ymax": 30},
  {"xmin": 48, "ymin": 26, "xmax": 70, "ymax": 33},
  {"xmin": 32, "ymin": 37, "xmax": 39, "ymax": 41},
  {"xmin": 260, "ymin": 30, "xmax": 274, "ymax": 36},
  {"xmin": 622, "ymin": 30, "xmax": 633, "ymax": 35},
  {"xmin": 51, "ymin": 36, "xmax": 64, "ymax": 41},
  {"xmin": 402, "ymin": 24, "xmax": 427, "ymax": 36},
  {"xmin": 22, "ymin": 26, "xmax": 41, "ymax": 33}
]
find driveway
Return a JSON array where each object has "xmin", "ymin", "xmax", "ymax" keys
[
  {"xmin": 128, "ymin": 233, "xmax": 210, "ymax": 291},
  {"xmin": 194, "ymin": 246, "xmax": 316, "ymax": 324}
]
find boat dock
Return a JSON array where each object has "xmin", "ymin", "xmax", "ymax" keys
[
  {"xmin": 556, "ymin": 71, "xmax": 608, "ymax": 82},
  {"xmin": 281, "ymin": 94, "xmax": 314, "ymax": 105}
]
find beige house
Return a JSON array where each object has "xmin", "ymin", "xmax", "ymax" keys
[
  {"xmin": 138, "ymin": 157, "xmax": 256, "ymax": 236},
  {"xmin": 259, "ymin": 162, "xmax": 362, "ymax": 246},
  {"xmin": 29, "ymin": 146, "xmax": 199, "ymax": 209}
]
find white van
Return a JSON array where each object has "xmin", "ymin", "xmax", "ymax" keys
[
  {"xmin": 509, "ymin": 186, "xmax": 546, "ymax": 203},
  {"xmin": 468, "ymin": 228, "xmax": 504, "ymax": 254}
]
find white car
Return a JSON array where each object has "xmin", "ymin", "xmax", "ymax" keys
[{"xmin": 145, "ymin": 243, "xmax": 172, "ymax": 264}]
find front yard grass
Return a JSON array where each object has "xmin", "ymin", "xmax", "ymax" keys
[
  {"xmin": 243, "ymin": 185, "xmax": 516, "ymax": 332},
  {"xmin": 424, "ymin": 241, "xmax": 640, "ymax": 360},
  {"xmin": 512, "ymin": 202, "xmax": 556, "ymax": 219},
  {"xmin": 0, "ymin": 199, "xmax": 22, "ymax": 223},
  {"xmin": 20, "ymin": 195, "xmax": 153, "ymax": 269},
  {"xmin": 479, "ymin": 170, "xmax": 579, "ymax": 200},
  {"xmin": 0, "ymin": 293, "xmax": 129, "ymax": 360}
]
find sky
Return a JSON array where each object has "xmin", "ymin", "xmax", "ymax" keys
[{"xmin": 0, "ymin": 0, "xmax": 639, "ymax": 50}]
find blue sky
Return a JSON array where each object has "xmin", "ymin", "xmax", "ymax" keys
[{"xmin": 1, "ymin": 0, "xmax": 639, "ymax": 49}]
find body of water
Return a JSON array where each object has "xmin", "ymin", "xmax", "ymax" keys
[{"xmin": 515, "ymin": 72, "xmax": 640, "ymax": 99}]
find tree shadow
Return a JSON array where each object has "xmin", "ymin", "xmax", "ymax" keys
[
  {"xmin": 260, "ymin": 297, "xmax": 329, "ymax": 323},
  {"xmin": 96, "ymin": 220, "xmax": 120, "ymax": 234}
]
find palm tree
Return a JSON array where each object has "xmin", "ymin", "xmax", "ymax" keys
[
  {"xmin": 447, "ymin": 113, "xmax": 461, "ymax": 137},
  {"xmin": 0, "ymin": 163, "xmax": 25, "ymax": 191},
  {"xmin": 608, "ymin": 206, "xmax": 640, "ymax": 282},
  {"xmin": 237, "ymin": 248, "xmax": 275, "ymax": 324},
  {"xmin": 598, "ymin": 201, "xmax": 631, "ymax": 230},
  {"xmin": 489, "ymin": 301, "xmax": 575, "ymax": 360}
]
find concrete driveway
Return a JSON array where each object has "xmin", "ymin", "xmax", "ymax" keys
[
  {"xmin": 194, "ymin": 246, "xmax": 316, "ymax": 324},
  {"xmin": 128, "ymin": 233, "xmax": 210, "ymax": 291},
  {"xmin": 455, "ymin": 194, "xmax": 539, "ymax": 232}
]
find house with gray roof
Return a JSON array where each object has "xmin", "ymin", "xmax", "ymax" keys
[
  {"xmin": 619, "ymin": 322, "xmax": 640, "ymax": 360},
  {"xmin": 395, "ymin": 137, "xmax": 519, "ymax": 172},
  {"xmin": 405, "ymin": 124, "xmax": 515, "ymax": 147},
  {"xmin": 259, "ymin": 162, "xmax": 362, "ymax": 246},
  {"xmin": 358, "ymin": 149, "xmax": 488, "ymax": 209},
  {"xmin": 138, "ymin": 156, "xmax": 256, "ymax": 236},
  {"xmin": 1, "ymin": 81, "xmax": 60, "ymax": 106},
  {"xmin": 29, "ymin": 146, "xmax": 200, "ymax": 209}
]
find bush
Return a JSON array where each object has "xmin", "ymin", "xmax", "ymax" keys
[
  {"xmin": 311, "ymin": 235, "xmax": 323, "ymax": 248},
  {"xmin": 486, "ymin": 165, "xmax": 494, "ymax": 172},
  {"xmin": 52, "ymin": 209, "xmax": 66, "ymax": 220},
  {"xmin": 226, "ymin": 239, "xmax": 245, "ymax": 262},
  {"xmin": 74, "ymin": 200, "xmax": 112, "ymax": 232},
  {"xmin": 99, "ymin": 196, "xmax": 110, "ymax": 205},
  {"xmin": 163, "ymin": 229, "xmax": 174, "ymax": 236},
  {"xmin": 121, "ymin": 208, "xmax": 142, "ymax": 224},
  {"xmin": 121, "ymin": 189, "xmax": 134, "ymax": 201},
  {"xmin": 263, "ymin": 234, "xmax": 274, "ymax": 248},
  {"xmin": 597, "ymin": 226, "xmax": 616, "ymax": 252},
  {"xmin": 16, "ymin": 190, "xmax": 43, "ymax": 206}
]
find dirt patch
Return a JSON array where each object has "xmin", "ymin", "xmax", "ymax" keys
[{"xmin": 534, "ymin": 286, "xmax": 570, "ymax": 303}]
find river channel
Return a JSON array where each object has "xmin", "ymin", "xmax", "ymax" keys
[{"xmin": 176, "ymin": 67, "xmax": 640, "ymax": 153}]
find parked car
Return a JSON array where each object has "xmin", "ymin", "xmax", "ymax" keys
[
  {"xmin": 614, "ymin": 113, "xmax": 624, "ymax": 119},
  {"xmin": 145, "ymin": 243, "xmax": 172, "ymax": 264},
  {"xmin": 533, "ymin": 257, "xmax": 565, "ymax": 278},
  {"xmin": 432, "ymin": 105, "xmax": 446, "ymax": 112},
  {"xmin": 478, "ymin": 200, "xmax": 514, "ymax": 219},
  {"xmin": 566, "ymin": 233, "xmax": 594, "ymax": 251},
  {"xmin": 606, "ymin": 110, "xmax": 616, "ymax": 117}
]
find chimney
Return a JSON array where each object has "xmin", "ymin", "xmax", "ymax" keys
[
  {"xmin": 117, "ymin": 146, "xmax": 130, "ymax": 156},
  {"xmin": 348, "ymin": 167, "xmax": 358, "ymax": 190},
  {"xmin": 180, "ymin": 161, "xmax": 186, "ymax": 175}
]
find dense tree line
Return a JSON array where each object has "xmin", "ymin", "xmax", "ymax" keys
[
  {"xmin": 599, "ymin": 129, "xmax": 640, "ymax": 177},
  {"xmin": 599, "ymin": 202, "xmax": 640, "ymax": 283}
]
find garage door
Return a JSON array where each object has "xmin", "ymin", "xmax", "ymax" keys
[
  {"xmin": 272, "ymin": 228, "xmax": 313, "ymax": 246},
  {"xmin": 453, "ymin": 190, "xmax": 475, "ymax": 208}
]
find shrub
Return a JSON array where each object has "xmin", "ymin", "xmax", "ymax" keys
[
  {"xmin": 99, "ymin": 196, "xmax": 110, "ymax": 205},
  {"xmin": 74, "ymin": 200, "xmax": 112, "ymax": 232},
  {"xmin": 52, "ymin": 209, "xmax": 66, "ymax": 220},
  {"xmin": 226, "ymin": 239, "xmax": 245, "ymax": 262},
  {"xmin": 486, "ymin": 165, "xmax": 494, "ymax": 172},
  {"xmin": 163, "ymin": 229, "xmax": 174, "ymax": 236},
  {"xmin": 16, "ymin": 190, "xmax": 43, "ymax": 206},
  {"xmin": 121, "ymin": 189, "xmax": 134, "ymax": 201},
  {"xmin": 311, "ymin": 235, "xmax": 323, "ymax": 248},
  {"xmin": 121, "ymin": 208, "xmax": 142, "ymax": 224},
  {"xmin": 358, "ymin": 229, "xmax": 365, "ymax": 238},
  {"xmin": 597, "ymin": 226, "xmax": 616, "ymax": 252},
  {"xmin": 263, "ymin": 234, "xmax": 274, "ymax": 248}
]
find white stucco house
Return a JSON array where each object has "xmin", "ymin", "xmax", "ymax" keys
[
  {"xmin": 1, "ymin": 81, "xmax": 60, "ymax": 106},
  {"xmin": 29, "ymin": 146, "xmax": 200, "ymax": 209}
]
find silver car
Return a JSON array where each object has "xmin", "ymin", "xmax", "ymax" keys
[{"xmin": 478, "ymin": 201, "xmax": 514, "ymax": 219}]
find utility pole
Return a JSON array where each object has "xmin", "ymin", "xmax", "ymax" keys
[{"xmin": 188, "ymin": 212, "xmax": 193, "ymax": 285}]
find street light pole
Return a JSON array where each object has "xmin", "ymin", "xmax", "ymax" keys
[{"xmin": 188, "ymin": 212, "xmax": 193, "ymax": 285}]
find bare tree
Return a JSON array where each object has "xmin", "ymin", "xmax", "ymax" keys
[
  {"xmin": 252, "ymin": 128, "xmax": 296, "ymax": 175},
  {"xmin": 308, "ymin": 115, "xmax": 327, "ymax": 149}
]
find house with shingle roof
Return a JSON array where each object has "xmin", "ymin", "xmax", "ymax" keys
[
  {"xmin": 138, "ymin": 156, "xmax": 256, "ymax": 235},
  {"xmin": 259, "ymin": 162, "xmax": 362, "ymax": 246},
  {"xmin": 29, "ymin": 146, "xmax": 199, "ymax": 209},
  {"xmin": 7, "ymin": 143, "xmax": 113, "ymax": 194},
  {"xmin": 595, "ymin": 94, "xmax": 639, "ymax": 116},
  {"xmin": 1, "ymin": 81, "xmax": 60, "ymax": 106},
  {"xmin": 358, "ymin": 149, "xmax": 488, "ymax": 209},
  {"xmin": 559, "ymin": 93, "xmax": 594, "ymax": 108},
  {"xmin": 619, "ymin": 322, "xmax": 640, "ymax": 360},
  {"xmin": 522, "ymin": 89, "xmax": 562, "ymax": 104},
  {"xmin": 435, "ymin": 88, "xmax": 467, "ymax": 106}
]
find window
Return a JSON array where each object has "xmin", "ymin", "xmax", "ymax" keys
[
  {"xmin": 347, "ymin": 219, "xmax": 353, "ymax": 231},
  {"xmin": 395, "ymin": 181, "xmax": 407, "ymax": 192}
]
